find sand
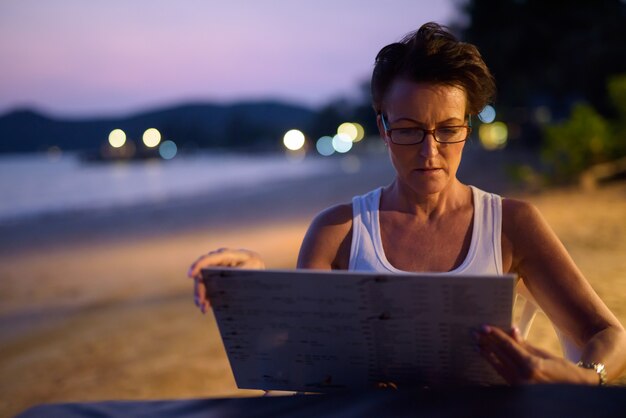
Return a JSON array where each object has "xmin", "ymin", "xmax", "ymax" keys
[{"xmin": 1, "ymin": 151, "xmax": 625, "ymax": 417}]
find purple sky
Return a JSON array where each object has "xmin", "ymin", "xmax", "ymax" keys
[{"xmin": 0, "ymin": 0, "xmax": 460, "ymax": 117}]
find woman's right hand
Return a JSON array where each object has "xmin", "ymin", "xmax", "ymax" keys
[{"xmin": 187, "ymin": 248, "xmax": 265, "ymax": 313}]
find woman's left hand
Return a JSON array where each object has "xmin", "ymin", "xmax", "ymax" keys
[{"xmin": 475, "ymin": 325, "xmax": 599, "ymax": 385}]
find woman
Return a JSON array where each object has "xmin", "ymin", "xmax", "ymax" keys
[{"xmin": 188, "ymin": 23, "xmax": 626, "ymax": 385}]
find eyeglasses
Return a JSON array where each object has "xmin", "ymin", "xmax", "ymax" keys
[{"xmin": 380, "ymin": 113, "xmax": 472, "ymax": 145}]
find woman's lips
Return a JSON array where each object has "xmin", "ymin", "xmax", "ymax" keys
[{"xmin": 415, "ymin": 168, "xmax": 442, "ymax": 173}]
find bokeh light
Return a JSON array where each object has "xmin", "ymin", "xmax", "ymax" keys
[
  {"xmin": 332, "ymin": 133, "xmax": 353, "ymax": 153},
  {"xmin": 283, "ymin": 129, "xmax": 305, "ymax": 151},
  {"xmin": 478, "ymin": 105, "xmax": 496, "ymax": 123},
  {"xmin": 142, "ymin": 128, "xmax": 161, "ymax": 148},
  {"xmin": 158, "ymin": 140, "xmax": 178, "ymax": 160},
  {"xmin": 337, "ymin": 122, "xmax": 366, "ymax": 142},
  {"xmin": 108, "ymin": 129, "xmax": 126, "ymax": 148},
  {"xmin": 316, "ymin": 136, "xmax": 335, "ymax": 156},
  {"xmin": 478, "ymin": 121, "xmax": 508, "ymax": 150},
  {"xmin": 338, "ymin": 122, "xmax": 358, "ymax": 141},
  {"xmin": 352, "ymin": 122, "xmax": 365, "ymax": 142}
]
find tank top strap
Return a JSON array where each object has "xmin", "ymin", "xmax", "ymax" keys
[
  {"xmin": 462, "ymin": 186, "xmax": 503, "ymax": 275},
  {"xmin": 349, "ymin": 187, "xmax": 385, "ymax": 271}
]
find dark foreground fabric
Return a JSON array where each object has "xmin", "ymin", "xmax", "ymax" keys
[{"xmin": 16, "ymin": 385, "xmax": 626, "ymax": 418}]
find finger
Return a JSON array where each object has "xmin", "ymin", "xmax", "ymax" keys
[
  {"xmin": 477, "ymin": 331, "xmax": 522, "ymax": 384},
  {"xmin": 491, "ymin": 332, "xmax": 549, "ymax": 383},
  {"xmin": 188, "ymin": 249, "xmax": 256, "ymax": 278},
  {"xmin": 188, "ymin": 256, "xmax": 205, "ymax": 278},
  {"xmin": 482, "ymin": 326, "xmax": 530, "ymax": 362},
  {"xmin": 201, "ymin": 300, "xmax": 210, "ymax": 314},
  {"xmin": 188, "ymin": 252, "xmax": 228, "ymax": 278},
  {"xmin": 498, "ymin": 326, "xmax": 556, "ymax": 360},
  {"xmin": 188, "ymin": 253, "xmax": 223, "ymax": 278},
  {"xmin": 188, "ymin": 252, "xmax": 225, "ymax": 278},
  {"xmin": 194, "ymin": 279, "xmax": 210, "ymax": 311},
  {"xmin": 478, "ymin": 326, "xmax": 535, "ymax": 382},
  {"xmin": 194, "ymin": 279, "xmax": 202, "ymax": 306},
  {"xmin": 236, "ymin": 249, "xmax": 266, "ymax": 269},
  {"xmin": 511, "ymin": 326, "xmax": 524, "ymax": 344},
  {"xmin": 478, "ymin": 346, "xmax": 517, "ymax": 384}
]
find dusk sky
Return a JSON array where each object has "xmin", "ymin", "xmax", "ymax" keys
[{"xmin": 0, "ymin": 0, "xmax": 461, "ymax": 118}]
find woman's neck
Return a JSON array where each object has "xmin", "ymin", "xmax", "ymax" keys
[{"xmin": 381, "ymin": 177, "xmax": 470, "ymax": 219}]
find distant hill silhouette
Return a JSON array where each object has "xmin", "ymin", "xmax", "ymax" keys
[{"xmin": 0, "ymin": 101, "xmax": 315, "ymax": 154}]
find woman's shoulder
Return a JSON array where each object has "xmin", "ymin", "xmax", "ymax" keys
[
  {"xmin": 309, "ymin": 202, "xmax": 353, "ymax": 231},
  {"xmin": 502, "ymin": 197, "xmax": 543, "ymax": 228},
  {"xmin": 501, "ymin": 198, "xmax": 552, "ymax": 271},
  {"xmin": 501, "ymin": 197, "xmax": 555, "ymax": 265},
  {"xmin": 311, "ymin": 187, "xmax": 383, "ymax": 228},
  {"xmin": 298, "ymin": 186, "xmax": 382, "ymax": 269}
]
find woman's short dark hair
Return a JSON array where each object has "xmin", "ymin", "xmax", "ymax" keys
[{"xmin": 371, "ymin": 22, "xmax": 496, "ymax": 116}]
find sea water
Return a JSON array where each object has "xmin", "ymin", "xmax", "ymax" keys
[{"xmin": 0, "ymin": 152, "xmax": 334, "ymax": 223}]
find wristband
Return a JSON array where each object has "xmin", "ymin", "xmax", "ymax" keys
[{"xmin": 577, "ymin": 361, "xmax": 607, "ymax": 386}]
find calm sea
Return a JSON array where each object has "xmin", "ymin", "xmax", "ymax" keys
[{"xmin": 0, "ymin": 152, "xmax": 335, "ymax": 223}]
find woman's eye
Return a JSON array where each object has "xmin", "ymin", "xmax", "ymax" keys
[
  {"xmin": 396, "ymin": 128, "xmax": 419, "ymax": 136},
  {"xmin": 438, "ymin": 127, "xmax": 461, "ymax": 134}
]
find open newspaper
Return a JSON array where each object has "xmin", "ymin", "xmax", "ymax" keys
[{"xmin": 202, "ymin": 268, "xmax": 516, "ymax": 392}]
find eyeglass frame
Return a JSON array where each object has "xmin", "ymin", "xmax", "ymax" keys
[{"xmin": 380, "ymin": 113, "xmax": 473, "ymax": 145}]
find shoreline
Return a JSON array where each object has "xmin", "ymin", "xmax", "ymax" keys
[
  {"xmin": 0, "ymin": 152, "xmax": 395, "ymax": 256},
  {"xmin": 0, "ymin": 145, "xmax": 535, "ymax": 256}
]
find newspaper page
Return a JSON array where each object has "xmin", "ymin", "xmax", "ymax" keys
[{"xmin": 202, "ymin": 268, "xmax": 515, "ymax": 392}]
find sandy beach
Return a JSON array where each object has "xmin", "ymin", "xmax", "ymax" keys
[{"xmin": 1, "ymin": 150, "xmax": 625, "ymax": 417}]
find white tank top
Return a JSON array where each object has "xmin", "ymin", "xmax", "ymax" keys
[{"xmin": 348, "ymin": 185, "xmax": 503, "ymax": 275}]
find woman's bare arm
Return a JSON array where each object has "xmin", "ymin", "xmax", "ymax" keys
[{"xmin": 488, "ymin": 198, "xmax": 626, "ymax": 383}]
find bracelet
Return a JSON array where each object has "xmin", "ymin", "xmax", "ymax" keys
[{"xmin": 577, "ymin": 361, "xmax": 607, "ymax": 386}]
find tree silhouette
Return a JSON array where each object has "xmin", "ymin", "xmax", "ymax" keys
[{"xmin": 459, "ymin": 0, "xmax": 626, "ymax": 117}]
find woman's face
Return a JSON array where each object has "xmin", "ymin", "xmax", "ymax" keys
[{"xmin": 377, "ymin": 80, "xmax": 468, "ymax": 196}]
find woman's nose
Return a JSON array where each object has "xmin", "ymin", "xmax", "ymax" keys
[{"xmin": 419, "ymin": 132, "xmax": 439, "ymax": 158}]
